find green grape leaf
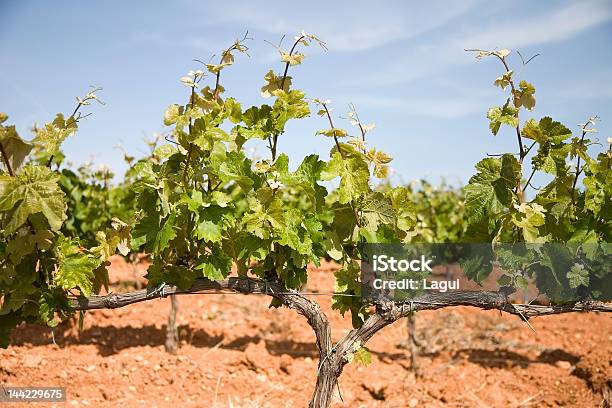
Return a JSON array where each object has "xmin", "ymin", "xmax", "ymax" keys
[
  {"xmin": 156, "ymin": 213, "xmax": 178, "ymax": 252},
  {"xmin": 360, "ymin": 192, "xmax": 396, "ymax": 232},
  {"xmin": 196, "ymin": 251, "xmax": 232, "ymax": 281},
  {"xmin": 0, "ymin": 165, "xmax": 66, "ymax": 235},
  {"xmin": 163, "ymin": 104, "xmax": 182, "ymax": 126},
  {"xmin": 366, "ymin": 149, "xmax": 393, "ymax": 179},
  {"xmin": 38, "ymin": 292, "xmax": 60, "ymax": 327},
  {"xmin": 487, "ymin": 101, "xmax": 518, "ymax": 136},
  {"xmin": 567, "ymin": 263, "xmax": 589, "ymax": 289},
  {"xmin": 131, "ymin": 204, "xmax": 178, "ymax": 253},
  {"xmin": 34, "ymin": 113, "xmax": 78, "ymax": 156},
  {"xmin": 461, "ymin": 250, "xmax": 494, "ymax": 283},
  {"xmin": 323, "ymin": 231, "xmax": 343, "ymax": 260},
  {"xmin": 279, "ymin": 154, "xmax": 327, "ymax": 206},
  {"xmin": 55, "ymin": 237, "xmax": 102, "ymax": 297},
  {"xmin": 348, "ymin": 346, "xmax": 372, "ymax": 367},
  {"xmin": 211, "ymin": 191, "xmax": 231, "ymax": 208},
  {"xmin": 238, "ymin": 105, "xmax": 274, "ymax": 140},
  {"xmin": 515, "ymin": 80, "xmax": 536, "ymax": 110},
  {"xmin": 464, "ymin": 155, "xmax": 519, "ymax": 223},
  {"xmin": 522, "ymin": 117, "xmax": 572, "ymax": 144},
  {"xmin": 321, "ymin": 151, "xmax": 369, "ymax": 204},
  {"xmin": 93, "ymin": 218, "xmax": 132, "ymax": 260},
  {"xmin": 281, "ymin": 52, "xmax": 305, "ymax": 66},
  {"xmin": 0, "ymin": 125, "xmax": 33, "ymax": 172},
  {"xmin": 464, "ymin": 181, "xmax": 502, "ymax": 225},
  {"xmin": 243, "ymin": 197, "xmax": 277, "ymax": 240},
  {"xmin": 261, "ymin": 70, "xmax": 292, "ymax": 98},
  {"xmin": 316, "ymin": 128, "xmax": 348, "ymax": 138},
  {"xmin": 223, "ymin": 97, "xmax": 242, "ymax": 124},
  {"xmin": 493, "ymin": 70, "xmax": 513, "ymax": 90},
  {"xmin": 4, "ymin": 228, "xmax": 54, "ymax": 263},
  {"xmin": 512, "ymin": 203, "xmax": 547, "ymax": 242},
  {"xmin": 276, "ymin": 208, "xmax": 315, "ymax": 255},
  {"xmin": 91, "ymin": 264, "xmax": 111, "ymax": 294},
  {"xmin": 196, "ymin": 219, "xmax": 223, "ymax": 243},
  {"xmin": 272, "ymin": 90, "xmax": 310, "ymax": 132},
  {"xmin": 181, "ymin": 190, "xmax": 204, "ymax": 213},
  {"xmin": 146, "ymin": 262, "xmax": 196, "ymax": 290},
  {"xmin": 525, "ymin": 118, "xmax": 572, "ymax": 176},
  {"xmin": 218, "ymin": 151, "xmax": 256, "ymax": 192},
  {"xmin": 583, "ymin": 171, "xmax": 610, "ymax": 215}
]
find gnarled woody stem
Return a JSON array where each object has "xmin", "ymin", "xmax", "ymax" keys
[{"xmin": 70, "ymin": 277, "xmax": 611, "ymax": 408}]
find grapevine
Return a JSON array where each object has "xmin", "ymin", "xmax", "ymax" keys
[{"xmin": 1, "ymin": 35, "xmax": 610, "ymax": 408}]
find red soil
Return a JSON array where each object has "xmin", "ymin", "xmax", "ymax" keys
[{"xmin": 1, "ymin": 257, "xmax": 610, "ymax": 407}]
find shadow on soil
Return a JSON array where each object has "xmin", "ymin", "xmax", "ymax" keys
[
  {"xmin": 10, "ymin": 322, "xmax": 406, "ymax": 361},
  {"xmin": 455, "ymin": 348, "xmax": 580, "ymax": 369}
]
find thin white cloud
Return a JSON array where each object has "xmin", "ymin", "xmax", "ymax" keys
[
  {"xmin": 204, "ymin": 0, "xmax": 483, "ymax": 52},
  {"xmin": 461, "ymin": 1, "xmax": 612, "ymax": 49},
  {"xmin": 362, "ymin": 0, "xmax": 612, "ymax": 86}
]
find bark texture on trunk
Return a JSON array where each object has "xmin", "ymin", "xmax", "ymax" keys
[
  {"xmin": 165, "ymin": 295, "xmax": 179, "ymax": 354},
  {"xmin": 406, "ymin": 314, "xmax": 423, "ymax": 377}
]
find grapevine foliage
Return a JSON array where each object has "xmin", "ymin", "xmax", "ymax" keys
[
  {"xmin": 0, "ymin": 38, "xmax": 610, "ymax": 348},
  {"xmin": 461, "ymin": 49, "xmax": 611, "ymax": 297}
]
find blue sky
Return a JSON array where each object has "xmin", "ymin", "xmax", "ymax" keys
[{"xmin": 1, "ymin": 0, "xmax": 611, "ymax": 186}]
